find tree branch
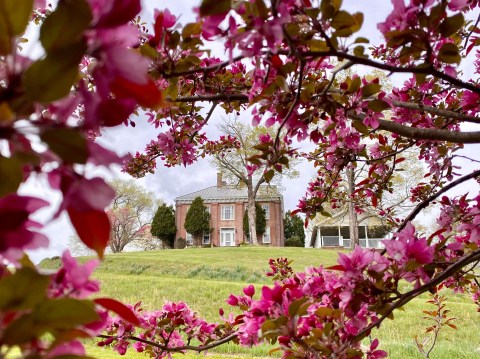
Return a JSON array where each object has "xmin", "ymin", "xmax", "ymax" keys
[
  {"xmin": 287, "ymin": 50, "xmax": 480, "ymax": 95},
  {"xmin": 169, "ymin": 94, "xmax": 249, "ymax": 103},
  {"xmin": 98, "ymin": 333, "xmax": 237, "ymax": 353},
  {"xmin": 162, "ymin": 55, "xmax": 245, "ymax": 78},
  {"xmin": 352, "ymin": 249, "xmax": 480, "ymax": 342},
  {"xmin": 353, "ymin": 115, "xmax": 480, "ymax": 143},
  {"xmin": 397, "ymin": 169, "xmax": 480, "ymax": 233},
  {"xmin": 390, "ymin": 99, "xmax": 480, "ymax": 124}
]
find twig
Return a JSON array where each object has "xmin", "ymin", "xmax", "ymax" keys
[
  {"xmin": 353, "ymin": 248, "xmax": 480, "ymax": 342},
  {"xmin": 162, "ymin": 55, "xmax": 245, "ymax": 78},
  {"xmin": 97, "ymin": 332, "xmax": 237, "ymax": 353},
  {"xmin": 398, "ymin": 168, "xmax": 480, "ymax": 233},
  {"xmin": 464, "ymin": 13, "xmax": 480, "ymax": 52},
  {"xmin": 274, "ymin": 59, "xmax": 305, "ymax": 149}
]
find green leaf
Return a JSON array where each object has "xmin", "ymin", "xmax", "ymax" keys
[
  {"xmin": 199, "ymin": 0, "xmax": 231, "ymax": 16},
  {"xmin": 0, "ymin": 156, "xmax": 23, "ymax": 197},
  {"xmin": 331, "ymin": 11, "xmax": 363, "ymax": 37},
  {"xmin": 41, "ymin": 128, "xmax": 88, "ymax": 164},
  {"xmin": 3, "ymin": 314, "xmax": 37, "ymax": 345},
  {"xmin": 438, "ymin": 43, "xmax": 461, "ymax": 64},
  {"xmin": 320, "ymin": 0, "xmax": 342, "ymax": 20},
  {"xmin": 0, "ymin": 0, "xmax": 34, "ymax": 54},
  {"xmin": 288, "ymin": 297, "xmax": 309, "ymax": 317},
  {"xmin": 0, "ymin": 268, "xmax": 50, "ymax": 311},
  {"xmin": 315, "ymin": 307, "xmax": 334, "ymax": 317},
  {"xmin": 361, "ymin": 83, "xmax": 381, "ymax": 97},
  {"xmin": 40, "ymin": 0, "xmax": 92, "ymax": 53},
  {"xmin": 264, "ymin": 169, "xmax": 275, "ymax": 183},
  {"xmin": 354, "ymin": 37, "xmax": 369, "ymax": 44},
  {"xmin": 368, "ymin": 98, "xmax": 390, "ymax": 112},
  {"xmin": 34, "ymin": 298, "xmax": 99, "ymax": 329},
  {"xmin": 308, "ymin": 39, "xmax": 330, "ymax": 51},
  {"xmin": 439, "ymin": 13, "xmax": 464, "ymax": 37},
  {"xmin": 182, "ymin": 22, "xmax": 202, "ymax": 39},
  {"xmin": 348, "ymin": 76, "xmax": 361, "ymax": 93},
  {"xmin": 24, "ymin": 41, "xmax": 87, "ymax": 102},
  {"xmin": 353, "ymin": 45, "xmax": 365, "ymax": 57},
  {"xmin": 330, "ymin": 10, "xmax": 354, "ymax": 30}
]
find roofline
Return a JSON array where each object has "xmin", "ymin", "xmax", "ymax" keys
[
  {"xmin": 176, "ymin": 195, "xmax": 283, "ymax": 204},
  {"xmin": 174, "ymin": 185, "xmax": 282, "ymax": 202}
]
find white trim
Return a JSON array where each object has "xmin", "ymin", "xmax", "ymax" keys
[
  {"xmin": 203, "ymin": 232, "xmax": 210, "ymax": 245},
  {"xmin": 262, "ymin": 204, "xmax": 270, "ymax": 219},
  {"xmin": 221, "ymin": 205, "xmax": 235, "ymax": 220},
  {"xmin": 262, "ymin": 227, "xmax": 271, "ymax": 244},
  {"xmin": 186, "ymin": 233, "xmax": 193, "ymax": 245},
  {"xmin": 220, "ymin": 228, "xmax": 235, "ymax": 247}
]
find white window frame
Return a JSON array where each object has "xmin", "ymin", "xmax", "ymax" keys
[
  {"xmin": 186, "ymin": 233, "xmax": 193, "ymax": 246},
  {"xmin": 262, "ymin": 227, "xmax": 271, "ymax": 244},
  {"xmin": 262, "ymin": 204, "xmax": 270, "ymax": 219},
  {"xmin": 203, "ymin": 232, "xmax": 210, "ymax": 245},
  {"xmin": 221, "ymin": 205, "xmax": 234, "ymax": 220},
  {"xmin": 220, "ymin": 228, "xmax": 235, "ymax": 247}
]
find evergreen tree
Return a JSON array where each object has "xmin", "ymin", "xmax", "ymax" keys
[
  {"xmin": 150, "ymin": 204, "xmax": 176, "ymax": 248},
  {"xmin": 284, "ymin": 211, "xmax": 305, "ymax": 247},
  {"xmin": 184, "ymin": 197, "xmax": 211, "ymax": 246},
  {"xmin": 243, "ymin": 203, "xmax": 266, "ymax": 242}
]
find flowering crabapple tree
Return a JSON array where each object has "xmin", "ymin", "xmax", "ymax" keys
[{"xmin": 1, "ymin": 0, "xmax": 480, "ymax": 358}]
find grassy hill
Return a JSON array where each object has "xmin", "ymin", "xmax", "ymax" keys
[{"xmin": 41, "ymin": 247, "xmax": 480, "ymax": 358}]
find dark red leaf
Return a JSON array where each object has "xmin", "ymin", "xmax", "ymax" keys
[
  {"xmin": 96, "ymin": 0, "xmax": 141, "ymax": 28},
  {"xmin": 111, "ymin": 77, "xmax": 163, "ymax": 109},
  {"xmin": 325, "ymin": 265, "xmax": 345, "ymax": 271},
  {"xmin": 68, "ymin": 208, "xmax": 110, "ymax": 259},
  {"xmin": 94, "ymin": 298, "xmax": 140, "ymax": 326},
  {"xmin": 97, "ymin": 98, "xmax": 135, "ymax": 127}
]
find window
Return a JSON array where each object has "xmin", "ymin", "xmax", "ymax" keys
[
  {"xmin": 261, "ymin": 204, "xmax": 270, "ymax": 219},
  {"xmin": 205, "ymin": 206, "xmax": 210, "ymax": 214},
  {"xmin": 220, "ymin": 228, "xmax": 235, "ymax": 246},
  {"xmin": 221, "ymin": 205, "xmax": 234, "ymax": 220},
  {"xmin": 262, "ymin": 227, "xmax": 271, "ymax": 244},
  {"xmin": 203, "ymin": 232, "xmax": 210, "ymax": 245},
  {"xmin": 186, "ymin": 233, "xmax": 193, "ymax": 246}
]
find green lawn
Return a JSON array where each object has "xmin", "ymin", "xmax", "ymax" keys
[{"xmin": 41, "ymin": 247, "xmax": 480, "ymax": 358}]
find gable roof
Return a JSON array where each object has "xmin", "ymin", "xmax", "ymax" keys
[{"xmin": 175, "ymin": 185, "xmax": 282, "ymax": 204}]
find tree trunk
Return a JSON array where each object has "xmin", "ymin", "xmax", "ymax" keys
[
  {"xmin": 310, "ymin": 227, "xmax": 318, "ymax": 248},
  {"xmin": 246, "ymin": 179, "xmax": 258, "ymax": 245},
  {"xmin": 194, "ymin": 234, "xmax": 202, "ymax": 247},
  {"xmin": 347, "ymin": 167, "xmax": 359, "ymax": 249}
]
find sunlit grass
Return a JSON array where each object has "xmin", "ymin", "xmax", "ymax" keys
[{"xmin": 40, "ymin": 247, "xmax": 480, "ymax": 358}]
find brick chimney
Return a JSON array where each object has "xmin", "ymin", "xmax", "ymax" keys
[{"xmin": 217, "ymin": 172, "xmax": 223, "ymax": 188}]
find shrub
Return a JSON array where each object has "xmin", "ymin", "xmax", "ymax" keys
[{"xmin": 285, "ymin": 236, "xmax": 304, "ymax": 247}]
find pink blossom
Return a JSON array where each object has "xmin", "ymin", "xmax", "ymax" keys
[
  {"xmin": 447, "ymin": 0, "xmax": 470, "ymax": 10},
  {"xmin": 50, "ymin": 251, "xmax": 100, "ymax": 298},
  {"xmin": 338, "ymin": 246, "xmax": 374, "ymax": 275},
  {"xmin": 243, "ymin": 284, "xmax": 255, "ymax": 297},
  {"xmin": 47, "ymin": 340, "xmax": 85, "ymax": 358}
]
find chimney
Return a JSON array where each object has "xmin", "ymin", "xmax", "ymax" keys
[{"xmin": 217, "ymin": 172, "xmax": 223, "ymax": 188}]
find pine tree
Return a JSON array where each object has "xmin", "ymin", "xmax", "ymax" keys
[
  {"xmin": 150, "ymin": 204, "xmax": 176, "ymax": 248},
  {"xmin": 184, "ymin": 197, "xmax": 211, "ymax": 246}
]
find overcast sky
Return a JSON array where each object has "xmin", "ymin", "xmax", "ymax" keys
[{"xmin": 26, "ymin": 1, "xmax": 479, "ymax": 262}]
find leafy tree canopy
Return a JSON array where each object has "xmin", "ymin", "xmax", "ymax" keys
[
  {"xmin": 151, "ymin": 204, "xmax": 176, "ymax": 248},
  {"xmin": 284, "ymin": 210, "xmax": 305, "ymax": 246}
]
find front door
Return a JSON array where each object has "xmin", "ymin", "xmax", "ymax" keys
[{"xmin": 220, "ymin": 228, "xmax": 235, "ymax": 247}]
